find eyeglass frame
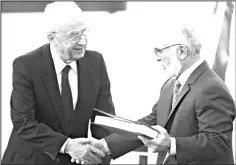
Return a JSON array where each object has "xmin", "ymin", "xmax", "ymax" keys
[
  {"xmin": 52, "ymin": 29, "xmax": 89, "ymax": 44},
  {"xmin": 154, "ymin": 43, "xmax": 187, "ymax": 55}
]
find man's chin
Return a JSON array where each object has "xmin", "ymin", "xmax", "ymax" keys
[
  {"xmin": 72, "ymin": 52, "xmax": 85, "ymax": 60},
  {"xmin": 164, "ymin": 70, "xmax": 174, "ymax": 77}
]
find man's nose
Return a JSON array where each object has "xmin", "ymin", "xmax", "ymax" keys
[{"xmin": 77, "ymin": 37, "xmax": 87, "ymax": 45}]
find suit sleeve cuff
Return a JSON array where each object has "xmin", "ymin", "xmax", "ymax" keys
[
  {"xmin": 59, "ymin": 138, "xmax": 70, "ymax": 154},
  {"xmin": 101, "ymin": 138, "xmax": 111, "ymax": 154},
  {"xmin": 169, "ymin": 137, "xmax": 176, "ymax": 155}
]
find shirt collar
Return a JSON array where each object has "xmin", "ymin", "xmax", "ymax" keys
[
  {"xmin": 178, "ymin": 58, "xmax": 204, "ymax": 87},
  {"xmin": 50, "ymin": 44, "xmax": 77, "ymax": 76}
]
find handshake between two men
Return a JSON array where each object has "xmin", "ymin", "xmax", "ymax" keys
[
  {"xmin": 63, "ymin": 125, "xmax": 173, "ymax": 165},
  {"xmin": 64, "ymin": 137, "xmax": 108, "ymax": 164}
]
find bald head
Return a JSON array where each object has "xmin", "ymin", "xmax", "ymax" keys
[
  {"xmin": 44, "ymin": 1, "xmax": 86, "ymax": 33},
  {"xmin": 156, "ymin": 16, "xmax": 204, "ymax": 58}
]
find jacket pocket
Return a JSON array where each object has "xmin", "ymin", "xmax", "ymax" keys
[{"xmin": 13, "ymin": 147, "xmax": 33, "ymax": 159}]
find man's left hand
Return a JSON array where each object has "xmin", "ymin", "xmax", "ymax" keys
[{"xmin": 138, "ymin": 125, "xmax": 171, "ymax": 152}]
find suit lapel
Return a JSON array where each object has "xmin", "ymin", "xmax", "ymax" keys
[
  {"xmin": 166, "ymin": 83, "xmax": 190, "ymax": 124},
  {"xmin": 157, "ymin": 79, "xmax": 174, "ymax": 127},
  {"xmin": 164, "ymin": 60, "xmax": 209, "ymax": 127},
  {"xmin": 40, "ymin": 44, "xmax": 67, "ymax": 134}
]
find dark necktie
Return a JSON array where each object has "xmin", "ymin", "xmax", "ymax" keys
[
  {"xmin": 172, "ymin": 79, "xmax": 181, "ymax": 109},
  {"xmin": 61, "ymin": 65, "xmax": 73, "ymax": 126}
]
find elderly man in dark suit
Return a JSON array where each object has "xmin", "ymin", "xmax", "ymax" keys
[
  {"xmin": 2, "ymin": 2, "xmax": 115, "ymax": 164},
  {"xmin": 138, "ymin": 27, "xmax": 236, "ymax": 163},
  {"xmin": 87, "ymin": 22, "xmax": 236, "ymax": 164}
]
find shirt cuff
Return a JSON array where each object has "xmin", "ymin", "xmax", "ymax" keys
[
  {"xmin": 101, "ymin": 138, "xmax": 111, "ymax": 154},
  {"xmin": 169, "ymin": 137, "xmax": 176, "ymax": 155},
  {"xmin": 60, "ymin": 138, "xmax": 70, "ymax": 154}
]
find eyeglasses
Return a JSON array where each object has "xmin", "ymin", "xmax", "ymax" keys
[
  {"xmin": 54, "ymin": 29, "xmax": 89, "ymax": 44},
  {"xmin": 154, "ymin": 44, "xmax": 183, "ymax": 55}
]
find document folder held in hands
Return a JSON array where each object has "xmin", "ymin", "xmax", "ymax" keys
[{"xmin": 92, "ymin": 108, "xmax": 159, "ymax": 139}]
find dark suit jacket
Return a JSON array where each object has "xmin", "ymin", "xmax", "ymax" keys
[
  {"xmin": 104, "ymin": 61, "xmax": 236, "ymax": 164},
  {"xmin": 2, "ymin": 44, "xmax": 115, "ymax": 164}
]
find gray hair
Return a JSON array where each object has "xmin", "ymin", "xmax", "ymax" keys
[
  {"xmin": 181, "ymin": 27, "xmax": 202, "ymax": 55},
  {"xmin": 44, "ymin": 2, "xmax": 86, "ymax": 34}
]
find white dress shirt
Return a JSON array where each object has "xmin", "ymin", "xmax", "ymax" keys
[{"xmin": 169, "ymin": 58, "xmax": 204, "ymax": 156}]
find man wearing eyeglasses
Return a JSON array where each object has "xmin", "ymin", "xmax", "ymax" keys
[
  {"xmin": 2, "ymin": 2, "xmax": 115, "ymax": 165},
  {"xmin": 136, "ymin": 25, "xmax": 236, "ymax": 163},
  {"xmin": 89, "ymin": 23, "xmax": 236, "ymax": 164},
  {"xmin": 136, "ymin": 27, "xmax": 236, "ymax": 163}
]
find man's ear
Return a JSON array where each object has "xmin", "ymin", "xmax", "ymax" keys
[
  {"xmin": 47, "ymin": 32, "xmax": 55, "ymax": 43},
  {"xmin": 176, "ymin": 45, "xmax": 187, "ymax": 60}
]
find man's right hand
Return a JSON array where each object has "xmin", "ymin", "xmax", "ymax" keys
[{"xmin": 64, "ymin": 138, "xmax": 105, "ymax": 164}]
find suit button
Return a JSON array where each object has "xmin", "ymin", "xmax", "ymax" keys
[{"xmin": 159, "ymin": 152, "xmax": 163, "ymax": 156}]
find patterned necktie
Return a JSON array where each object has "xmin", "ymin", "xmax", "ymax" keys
[
  {"xmin": 172, "ymin": 79, "xmax": 181, "ymax": 109},
  {"xmin": 61, "ymin": 65, "xmax": 73, "ymax": 126}
]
